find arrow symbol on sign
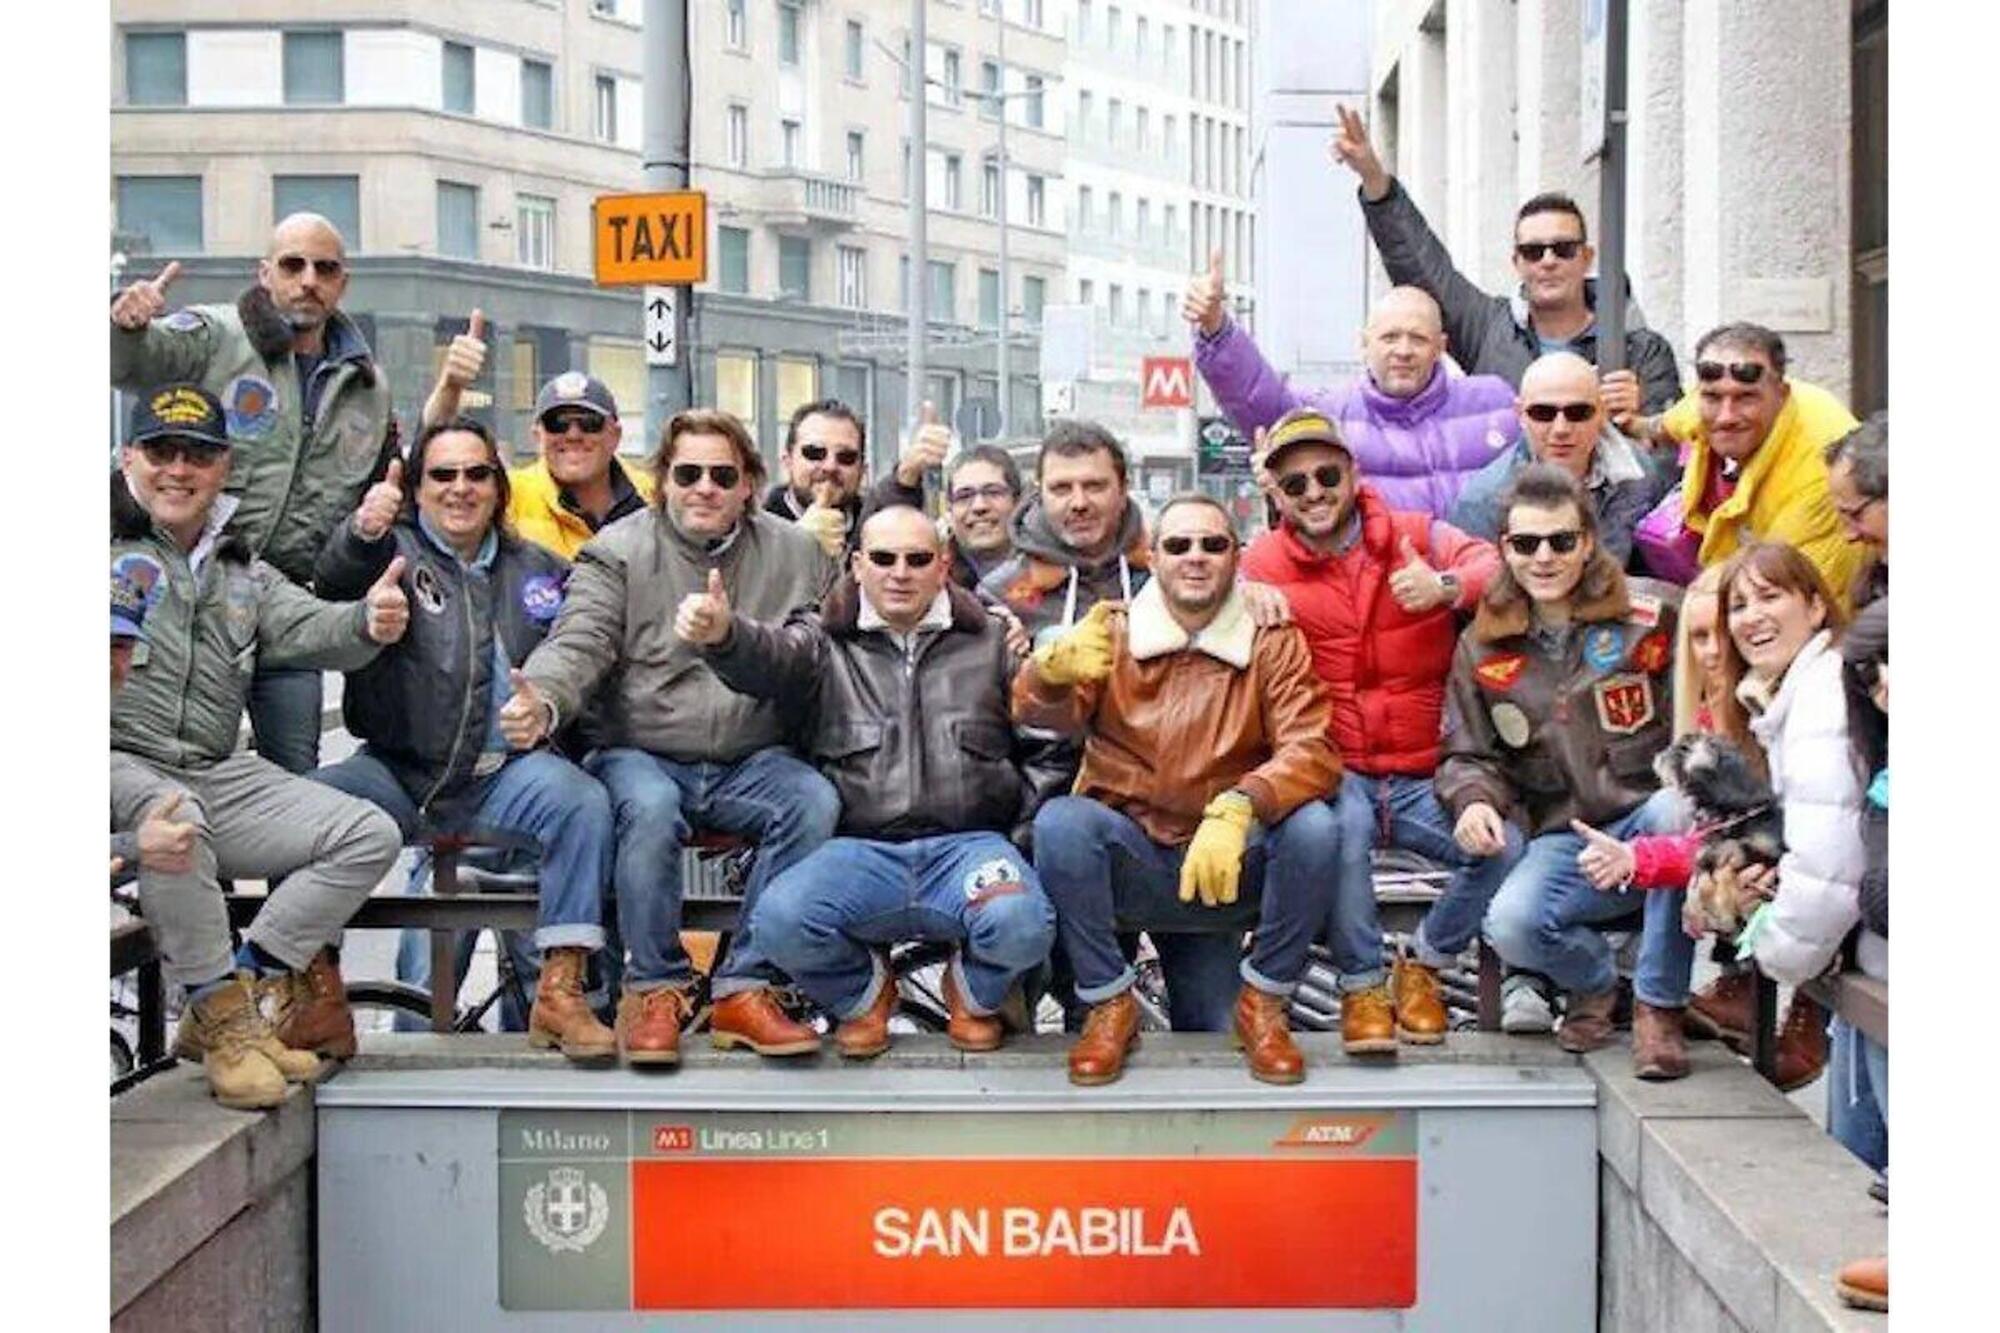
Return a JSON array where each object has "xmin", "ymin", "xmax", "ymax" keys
[
  {"xmin": 647, "ymin": 297, "xmax": 669, "ymax": 319},
  {"xmin": 648, "ymin": 334, "xmax": 671, "ymax": 352}
]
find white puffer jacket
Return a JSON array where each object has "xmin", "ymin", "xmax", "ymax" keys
[{"xmin": 1746, "ymin": 631, "xmax": 1866, "ymax": 985}]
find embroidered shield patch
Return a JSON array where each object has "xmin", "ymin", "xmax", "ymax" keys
[
  {"xmin": 224, "ymin": 374, "xmax": 278, "ymax": 440},
  {"xmin": 1631, "ymin": 631, "xmax": 1670, "ymax": 675},
  {"xmin": 1475, "ymin": 653, "xmax": 1527, "ymax": 692},
  {"xmin": 1593, "ymin": 673, "xmax": 1655, "ymax": 735}
]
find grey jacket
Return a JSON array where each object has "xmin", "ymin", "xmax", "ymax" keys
[
  {"xmin": 1448, "ymin": 428, "xmax": 1667, "ymax": 567},
  {"xmin": 110, "ymin": 286, "xmax": 396, "ymax": 586},
  {"xmin": 110, "ymin": 477, "xmax": 384, "ymax": 770},
  {"xmin": 1361, "ymin": 179, "xmax": 1684, "ymax": 415},
  {"xmin": 521, "ymin": 505, "xmax": 835, "ymax": 763}
]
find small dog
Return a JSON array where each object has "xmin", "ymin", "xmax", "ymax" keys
[{"xmin": 1653, "ymin": 734, "xmax": 1785, "ymax": 935}]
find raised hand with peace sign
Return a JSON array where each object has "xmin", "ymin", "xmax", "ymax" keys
[
  {"xmin": 110, "ymin": 261, "xmax": 183, "ymax": 332},
  {"xmin": 1180, "ymin": 248, "xmax": 1228, "ymax": 336},
  {"xmin": 1329, "ymin": 103, "xmax": 1392, "ymax": 201}
]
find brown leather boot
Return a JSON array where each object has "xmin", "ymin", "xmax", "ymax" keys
[
  {"xmin": 711, "ymin": 987, "xmax": 821, "ymax": 1056},
  {"xmin": 1391, "ymin": 955, "xmax": 1449, "ymax": 1045},
  {"xmin": 1068, "ymin": 991, "xmax": 1141, "ymax": 1086},
  {"xmin": 834, "ymin": 973, "xmax": 900, "ymax": 1060},
  {"xmin": 180, "ymin": 977, "xmax": 291, "ymax": 1109},
  {"xmin": 1772, "ymin": 992, "xmax": 1830, "ymax": 1091},
  {"xmin": 1556, "ymin": 986, "xmax": 1619, "ymax": 1054},
  {"xmin": 1835, "ymin": 1256, "xmax": 1887, "ymax": 1312},
  {"xmin": 1685, "ymin": 969, "xmax": 1755, "ymax": 1048},
  {"xmin": 271, "ymin": 948, "xmax": 357, "ymax": 1060},
  {"xmin": 1631, "ymin": 1001, "xmax": 1692, "ymax": 1080},
  {"xmin": 941, "ymin": 966, "xmax": 1003, "ymax": 1053},
  {"xmin": 1233, "ymin": 985, "xmax": 1305, "ymax": 1085},
  {"xmin": 181, "ymin": 974, "xmax": 320, "ymax": 1083},
  {"xmin": 615, "ymin": 985, "xmax": 690, "ymax": 1066},
  {"xmin": 527, "ymin": 948, "xmax": 616, "ymax": 1063},
  {"xmin": 1341, "ymin": 984, "xmax": 1397, "ymax": 1056}
]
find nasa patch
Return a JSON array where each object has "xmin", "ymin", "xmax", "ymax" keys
[
  {"xmin": 224, "ymin": 374, "xmax": 279, "ymax": 440},
  {"xmin": 520, "ymin": 574, "xmax": 563, "ymax": 625},
  {"xmin": 962, "ymin": 857, "xmax": 1026, "ymax": 905}
]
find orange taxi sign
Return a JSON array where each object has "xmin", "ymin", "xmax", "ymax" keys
[{"xmin": 593, "ymin": 190, "xmax": 708, "ymax": 286}]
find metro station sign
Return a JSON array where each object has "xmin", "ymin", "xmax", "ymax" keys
[
  {"xmin": 593, "ymin": 191, "xmax": 709, "ymax": 286},
  {"xmin": 1141, "ymin": 355, "xmax": 1196, "ymax": 409}
]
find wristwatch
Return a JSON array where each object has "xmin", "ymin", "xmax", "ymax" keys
[{"xmin": 1436, "ymin": 572, "xmax": 1462, "ymax": 608}]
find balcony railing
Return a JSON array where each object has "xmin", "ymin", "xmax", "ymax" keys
[{"xmin": 758, "ymin": 169, "xmax": 860, "ymax": 226}]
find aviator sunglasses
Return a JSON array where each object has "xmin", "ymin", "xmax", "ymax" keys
[
  {"xmin": 864, "ymin": 549, "xmax": 939, "ymax": 569},
  {"xmin": 1160, "ymin": 534, "xmax": 1235, "ymax": 556},
  {"xmin": 1502, "ymin": 530, "xmax": 1584, "ymax": 557},
  {"xmin": 1514, "ymin": 240, "xmax": 1583, "ymax": 263},
  {"xmin": 426, "ymin": 464, "xmax": 498, "ymax": 484},
  {"xmin": 274, "ymin": 254, "xmax": 345, "ymax": 279},
  {"xmin": 1275, "ymin": 463, "xmax": 1344, "ymax": 498},
  {"xmin": 1694, "ymin": 360, "xmax": 1768, "ymax": 386},
  {"xmin": 1523, "ymin": 401, "xmax": 1598, "ymax": 424},
  {"xmin": 670, "ymin": 462, "xmax": 742, "ymax": 489},
  {"xmin": 800, "ymin": 443, "xmax": 861, "ymax": 466}
]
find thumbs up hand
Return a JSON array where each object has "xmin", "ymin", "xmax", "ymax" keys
[
  {"xmin": 137, "ymin": 790, "xmax": 198, "ymax": 875},
  {"xmin": 797, "ymin": 488, "xmax": 850, "ymax": 559},
  {"xmin": 498, "ymin": 668, "xmax": 553, "ymax": 750},
  {"xmin": 354, "ymin": 458, "xmax": 405, "ymax": 541},
  {"xmin": 1571, "ymin": 819, "xmax": 1639, "ymax": 891},
  {"xmin": 1180, "ymin": 247, "xmax": 1228, "ymax": 336},
  {"xmin": 441, "ymin": 310, "xmax": 488, "ymax": 390},
  {"xmin": 674, "ymin": 567, "xmax": 734, "ymax": 646},
  {"xmin": 363, "ymin": 555, "xmax": 410, "ymax": 644},
  {"xmin": 1386, "ymin": 533, "xmax": 1449, "ymax": 612},
  {"xmin": 1032, "ymin": 599, "xmax": 1120, "ymax": 687},
  {"xmin": 111, "ymin": 260, "xmax": 183, "ymax": 331},
  {"xmin": 897, "ymin": 399, "xmax": 954, "ymax": 487}
]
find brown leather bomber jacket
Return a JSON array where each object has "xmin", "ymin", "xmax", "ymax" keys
[{"xmin": 1010, "ymin": 581, "xmax": 1342, "ymax": 845}]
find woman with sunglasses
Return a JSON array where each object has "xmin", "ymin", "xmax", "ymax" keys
[
  {"xmin": 1436, "ymin": 464, "xmax": 1697, "ymax": 1077},
  {"xmin": 311, "ymin": 416, "xmax": 620, "ymax": 1066}
]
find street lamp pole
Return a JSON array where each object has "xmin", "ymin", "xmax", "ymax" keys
[
  {"xmin": 643, "ymin": 0, "xmax": 693, "ymax": 422},
  {"xmin": 994, "ymin": 8, "xmax": 1010, "ymax": 441},
  {"xmin": 906, "ymin": 0, "xmax": 929, "ymax": 434}
]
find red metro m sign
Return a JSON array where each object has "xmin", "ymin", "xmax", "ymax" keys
[{"xmin": 1141, "ymin": 356, "xmax": 1195, "ymax": 410}]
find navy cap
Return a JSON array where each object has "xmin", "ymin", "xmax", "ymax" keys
[
  {"xmin": 534, "ymin": 371, "xmax": 619, "ymax": 422},
  {"xmin": 129, "ymin": 383, "xmax": 229, "ymax": 450}
]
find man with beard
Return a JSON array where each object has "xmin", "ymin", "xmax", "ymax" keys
[
  {"xmin": 768, "ymin": 398, "xmax": 869, "ymax": 560},
  {"xmin": 110, "ymin": 213, "xmax": 397, "ymax": 774}
]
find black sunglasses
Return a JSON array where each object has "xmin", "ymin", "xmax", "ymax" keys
[
  {"xmin": 863, "ymin": 549, "xmax": 939, "ymax": 569},
  {"xmin": 1523, "ymin": 401, "xmax": 1598, "ymax": 424},
  {"xmin": 1695, "ymin": 360, "xmax": 1768, "ymax": 386},
  {"xmin": 274, "ymin": 254, "xmax": 345, "ymax": 278},
  {"xmin": 1160, "ymin": 534, "xmax": 1235, "ymax": 556},
  {"xmin": 1503, "ymin": 530, "xmax": 1584, "ymax": 557},
  {"xmin": 800, "ymin": 444, "xmax": 861, "ymax": 466},
  {"xmin": 1514, "ymin": 240, "xmax": 1584, "ymax": 263},
  {"xmin": 542, "ymin": 410, "xmax": 607, "ymax": 435},
  {"xmin": 426, "ymin": 463, "xmax": 498, "ymax": 484},
  {"xmin": 138, "ymin": 438, "xmax": 228, "ymax": 468},
  {"xmin": 1275, "ymin": 463, "xmax": 1344, "ymax": 498},
  {"xmin": 670, "ymin": 462, "xmax": 742, "ymax": 489}
]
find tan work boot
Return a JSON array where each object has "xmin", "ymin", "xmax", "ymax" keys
[
  {"xmin": 270, "ymin": 948, "xmax": 358, "ymax": 1059},
  {"xmin": 1556, "ymin": 986, "xmax": 1620, "ymax": 1054},
  {"xmin": 180, "ymin": 977, "xmax": 289, "ymax": 1110},
  {"xmin": 527, "ymin": 947, "xmax": 616, "ymax": 1063},
  {"xmin": 1233, "ymin": 985, "xmax": 1306, "ymax": 1084},
  {"xmin": 1391, "ymin": 954, "xmax": 1449, "ymax": 1045},
  {"xmin": 1340, "ymin": 983, "xmax": 1398, "ymax": 1056},
  {"xmin": 941, "ymin": 965, "xmax": 1004, "ymax": 1053},
  {"xmin": 1067, "ymin": 991, "xmax": 1142, "ymax": 1086},
  {"xmin": 1631, "ymin": 1001, "xmax": 1692, "ymax": 1080},
  {"xmin": 177, "ymin": 972, "xmax": 320, "ymax": 1083}
]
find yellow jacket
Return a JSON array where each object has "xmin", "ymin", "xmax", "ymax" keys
[
  {"xmin": 506, "ymin": 456, "xmax": 657, "ymax": 560},
  {"xmin": 1664, "ymin": 379, "xmax": 1865, "ymax": 606}
]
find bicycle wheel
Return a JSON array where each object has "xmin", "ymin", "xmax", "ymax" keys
[{"xmin": 344, "ymin": 979, "xmax": 461, "ymax": 1033}]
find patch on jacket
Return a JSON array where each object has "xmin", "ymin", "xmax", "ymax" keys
[
  {"xmin": 224, "ymin": 375, "xmax": 278, "ymax": 440},
  {"xmin": 163, "ymin": 309, "xmax": 205, "ymax": 333},
  {"xmin": 1626, "ymin": 592, "xmax": 1663, "ymax": 628},
  {"xmin": 112, "ymin": 553, "xmax": 167, "ymax": 611},
  {"xmin": 412, "ymin": 564, "xmax": 448, "ymax": 615},
  {"xmin": 963, "ymin": 857, "xmax": 1026, "ymax": 904},
  {"xmin": 1474, "ymin": 653, "xmax": 1527, "ymax": 692},
  {"xmin": 1490, "ymin": 702, "xmax": 1532, "ymax": 748},
  {"xmin": 1582, "ymin": 624, "xmax": 1625, "ymax": 672},
  {"xmin": 333, "ymin": 407, "xmax": 378, "ymax": 469},
  {"xmin": 223, "ymin": 568, "xmax": 258, "ymax": 635},
  {"xmin": 1630, "ymin": 630, "xmax": 1670, "ymax": 675},
  {"xmin": 1593, "ymin": 674, "xmax": 1656, "ymax": 734},
  {"xmin": 520, "ymin": 574, "xmax": 562, "ymax": 624}
]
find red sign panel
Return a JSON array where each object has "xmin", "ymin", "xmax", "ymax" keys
[{"xmin": 1141, "ymin": 356, "xmax": 1196, "ymax": 409}]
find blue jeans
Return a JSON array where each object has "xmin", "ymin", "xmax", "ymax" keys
[
  {"xmin": 1033, "ymin": 795, "xmax": 1340, "ymax": 1020},
  {"xmin": 1330, "ymin": 773, "xmax": 1517, "ymax": 980},
  {"xmin": 754, "ymin": 832, "xmax": 1055, "ymax": 1020},
  {"xmin": 585, "ymin": 745, "xmax": 840, "ymax": 995},
  {"xmin": 1828, "ymin": 1017, "xmax": 1889, "ymax": 1174},
  {"xmin": 250, "ymin": 664, "xmax": 326, "ymax": 775},
  {"xmin": 1482, "ymin": 789, "xmax": 1695, "ymax": 1006},
  {"xmin": 311, "ymin": 746, "xmax": 610, "ymax": 951}
]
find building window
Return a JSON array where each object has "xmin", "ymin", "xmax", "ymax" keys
[
  {"xmin": 588, "ymin": 338, "xmax": 647, "ymax": 448},
  {"xmin": 521, "ymin": 59, "xmax": 553, "ymax": 130},
  {"xmin": 116, "ymin": 176, "xmax": 202, "ymax": 254},
  {"xmin": 725, "ymin": 0, "xmax": 747, "ymax": 50},
  {"xmin": 283, "ymin": 31, "xmax": 343, "ymax": 105},
  {"xmin": 272, "ymin": 175, "xmax": 359, "ymax": 249},
  {"xmin": 835, "ymin": 363, "xmax": 870, "ymax": 422},
  {"xmin": 941, "ymin": 49, "xmax": 962, "ymax": 106},
  {"xmin": 594, "ymin": 75, "xmax": 617, "ymax": 142},
  {"xmin": 1075, "ymin": 184, "xmax": 1092, "ymax": 229},
  {"xmin": 777, "ymin": 359, "xmax": 819, "ymax": 430},
  {"xmin": 1025, "ymin": 0, "xmax": 1045, "ymax": 26},
  {"xmin": 943, "ymin": 153, "xmax": 962, "ymax": 211},
  {"xmin": 1108, "ymin": 97, "xmax": 1123, "ymax": 145},
  {"xmin": 837, "ymin": 245, "xmax": 867, "ymax": 309},
  {"xmin": 441, "ymin": 41, "xmax": 475, "ymax": 114},
  {"xmin": 717, "ymin": 225, "xmax": 750, "ymax": 293},
  {"xmin": 979, "ymin": 60, "xmax": 1001, "ymax": 120},
  {"xmin": 778, "ymin": 2, "xmax": 801, "ymax": 66},
  {"xmin": 125, "ymin": 31, "xmax": 186, "ymax": 106},
  {"xmin": 1108, "ymin": 283, "xmax": 1124, "ymax": 326},
  {"xmin": 516, "ymin": 194, "xmax": 555, "ymax": 269},
  {"xmin": 1136, "ymin": 106, "xmax": 1149, "ymax": 153},
  {"xmin": 981, "ymin": 158, "xmax": 1000, "ymax": 218},
  {"xmin": 900, "ymin": 138, "xmax": 911, "ymax": 199},
  {"xmin": 928, "ymin": 260, "xmax": 956, "ymax": 323},
  {"xmin": 778, "ymin": 235, "xmax": 811, "ymax": 301},
  {"xmin": 844, "ymin": 19, "xmax": 864, "ymax": 80},
  {"xmin": 1107, "ymin": 190, "xmax": 1122, "ymax": 235},
  {"xmin": 715, "ymin": 350, "xmax": 757, "ymax": 439},
  {"xmin": 1108, "ymin": 4, "xmax": 1123, "ymax": 47},
  {"xmin": 437, "ymin": 181, "xmax": 480, "ymax": 259},
  {"xmin": 1024, "ymin": 74, "xmax": 1044, "ymax": 128},
  {"xmin": 781, "ymin": 118, "xmax": 802, "ymax": 168},
  {"xmin": 1025, "ymin": 174, "xmax": 1045, "ymax": 227},
  {"xmin": 1136, "ymin": 197, "xmax": 1151, "ymax": 241},
  {"xmin": 1078, "ymin": 278, "xmax": 1093, "ymax": 305},
  {"xmin": 978, "ymin": 268, "xmax": 1001, "ymax": 329},
  {"xmin": 1077, "ymin": 89, "xmax": 1093, "ymax": 133},
  {"xmin": 1136, "ymin": 15, "xmax": 1148, "ymax": 56},
  {"xmin": 845, "ymin": 130, "xmax": 865, "ymax": 183},
  {"xmin": 727, "ymin": 104, "xmax": 748, "ymax": 167},
  {"xmin": 1023, "ymin": 274, "xmax": 1046, "ymax": 326},
  {"xmin": 1138, "ymin": 286, "xmax": 1152, "ymax": 331}
]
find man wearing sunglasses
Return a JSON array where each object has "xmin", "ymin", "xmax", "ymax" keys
[
  {"xmin": 1329, "ymin": 104, "xmax": 1682, "ymax": 434},
  {"xmin": 1450, "ymin": 352, "xmax": 1666, "ymax": 567},
  {"xmin": 111, "ymin": 213, "xmax": 397, "ymax": 776},
  {"xmin": 1239, "ymin": 408, "xmax": 1504, "ymax": 1056},
  {"xmin": 503, "ymin": 409, "xmax": 841, "ymax": 1065},
  {"xmin": 1632, "ymin": 323, "xmax": 1865, "ymax": 605},
  {"xmin": 682, "ymin": 505, "xmax": 1057, "ymax": 1058},
  {"xmin": 110, "ymin": 384, "xmax": 407, "ymax": 1109},
  {"xmin": 767, "ymin": 398, "xmax": 870, "ymax": 560}
]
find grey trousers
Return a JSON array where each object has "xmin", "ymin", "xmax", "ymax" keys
[{"xmin": 110, "ymin": 750, "xmax": 403, "ymax": 990}]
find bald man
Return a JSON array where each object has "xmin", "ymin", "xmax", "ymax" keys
[
  {"xmin": 112, "ymin": 212, "xmax": 398, "ymax": 772},
  {"xmin": 1448, "ymin": 352, "xmax": 1666, "ymax": 566},
  {"xmin": 1189, "ymin": 274, "xmax": 1520, "ymax": 520}
]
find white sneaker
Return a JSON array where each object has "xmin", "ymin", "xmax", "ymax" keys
[{"xmin": 1500, "ymin": 973, "xmax": 1556, "ymax": 1035}]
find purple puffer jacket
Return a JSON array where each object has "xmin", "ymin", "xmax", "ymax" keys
[{"xmin": 1195, "ymin": 317, "xmax": 1522, "ymax": 520}]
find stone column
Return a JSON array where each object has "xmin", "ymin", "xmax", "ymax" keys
[
  {"xmin": 1444, "ymin": 0, "xmax": 1519, "ymax": 293},
  {"xmin": 1625, "ymin": 0, "xmax": 1687, "ymax": 365}
]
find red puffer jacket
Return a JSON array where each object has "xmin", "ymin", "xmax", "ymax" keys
[{"xmin": 1242, "ymin": 486, "xmax": 1500, "ymax": 777}]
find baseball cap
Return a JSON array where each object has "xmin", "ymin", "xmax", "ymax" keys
[
  {"xmin": 534, "ymin": 371, "xmax": 619, "ymax": 423},
  {"xmin": 129, "ymin": 383, "xmax": 229, "ymax": 450},
  {"xmin": 1261, "ymin": 407, "xmax": 1349, "ymax": 471}
]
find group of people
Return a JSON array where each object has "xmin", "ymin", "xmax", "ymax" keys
[{"xmin": 107, "ymin": 131, "xmax": 1888, "ymax": 1312}]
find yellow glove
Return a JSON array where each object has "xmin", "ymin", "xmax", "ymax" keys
[
  {"xmin": 797, "ymin": 503, "xmax": 849, "ymax": 558},
  {"xmin": 1031, "ymin": 599, "xmax": 1119, "ymax": 686},
  {"xmin": 1179, "ymin": 791, "xmax": 1255, "ymax": 907}
]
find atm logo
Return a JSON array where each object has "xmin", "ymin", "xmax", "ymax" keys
[
  {"xmin": 1274, "ymin": 1115, "xmax": 1389, "ymax": 1150},
  {"xmin": 652, "ymin": 1124, "xmax": 694, "ymax": 1152},
  {"xmin": 1141, "ymin": 357, "xmax": 1195, "ymax": 409}
]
